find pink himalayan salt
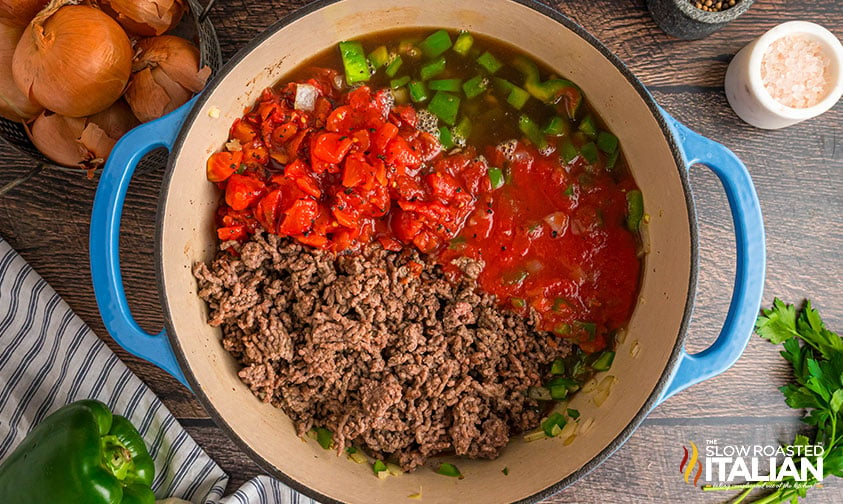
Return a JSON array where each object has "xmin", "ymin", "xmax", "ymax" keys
[{"xmin": 761, "ymin": 35, "xmax": 832, "ymax": 108}]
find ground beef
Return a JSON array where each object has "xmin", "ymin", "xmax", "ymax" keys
[{"xmin": 193, "ymin": 231, "xmax": 571, "ymax": 470}]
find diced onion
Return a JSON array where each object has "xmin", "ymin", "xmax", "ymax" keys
[
  {"xmin": 579, "ymin": 417, "xmax": 594, "ymax": 435},
  {"xmin": 581, "ymin": 377, "xmax": 599, "ymax": 393},
  {"xmin": 592, "ymin": 375, "xmax": 618, "ymax": 407},
  {"xmin": 558, "ymin": 419, "xmax": 577, "ymax": 441},
  {"xmin": 294, "ymin": 83, "xmax": 319, "ymax": 111},
  {"xmin": 348, "ymin": 452, "xmax": 368, "ymax": 464},
  {"xmin": 386, "ymin": 463, "xmax": 404, "ymax": 476},
  {"xmin": 523, "ymin": 429, "xmax": 547, "ymax": 442},
  {"xmin": 543, "ymin": 212, "xmax": 569, "ymax": 235},
  {"xmin": 376, "ymin": 470, "xmax": 389, "ymax": 480}
]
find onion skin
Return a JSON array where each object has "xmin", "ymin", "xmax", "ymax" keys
[
  {"xmin": 12, "ymin": 3, "xmax": 133, "ymax": 118},
  {"xmin": 26, "ymin": 100, "xmax": 139, "ymax": 168},
  {"xmin": 0, "ymin": 0, "xmax": 48, "ymax": 27},
  {"xmin": 100, "ymin": 0, "xmax": 186, "ymax": 37},
  {"xmin": 125, "ymin": 35, "xmax": 210, "ymax": 122},
  {"xmin": 0, "ymin": 18, "xmax": 42, "ymax": 121},
  {"xmin": 26, "ymin": 111, "xmax": 87, "ymax": 167}
]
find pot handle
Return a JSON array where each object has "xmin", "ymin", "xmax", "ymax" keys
[
  {"xmin": 656, "ymin": 110, "xmax": 765, "ymax": 404},
  {"xmin": 89, "ymin": 98, "xmax": 199, "ymax": 389}
]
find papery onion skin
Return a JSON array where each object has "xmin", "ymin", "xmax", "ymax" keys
[
  {"xmin": 82, "ymin": 99, "xmax": 139, "ymax": 160},
  {"xmin": 0, "ymin": 0, "xmax": 48, "ymax": 27},
  {"xmin": 12, "ymin": 4, "xmax": 133, "ymax": 118},
  {"xmin": 26, "ymin": 111, "xmax": 87, "ymax": 167},
  {"xmin": 125, "ymin": 35, "xmax": 210, "ymax": 122},
  {"xmin": 0, "ymin": 18, "xmax": 42, "ymax": 121},
  {"xmin": 100, "ymin": 0, "xmax": 186, "ymax": 37}
]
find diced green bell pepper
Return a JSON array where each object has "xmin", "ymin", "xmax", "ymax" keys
[
  {"xmin": 578, "ymin": 115, "xmax": 597, "ymax": 137},
  {"xmin": 476, "ymin": 51, "xmax": 503, "ymax": 73},
  {"xmin": 512, "ymin": 56, "xmax": 581, "ymax": 116},
  {"xmin": 408, "ymin": 81, "xmax": 429, "ymax": 103},
  {"xmin": 453, "ymin": 31, "xmax": 474, "ymax": 55},
  {"xmin": 626, "ymin": 190, "xmax": 644, "ymax": 232},
  {"xmin": 438, "ymin": 126, "xmax": 455, "ymax": 149},
  {"xmin": 518, "ymin": 114, "xmax": 547, "ymax": 150},
  {"xmin": 462, "ymin": 75, "xmax": 487, "ymax": 99},
  {"xmin": 437, "ymin": 462, "xmax": 462, "ymax": 478},
  {"xmin": 453, "ymin": 115, "xmax": 472, "ymax": 140},
  {"xmin": 428, "ymin": 78, "xmax": 463, "ymax": 92},
  {"xmin": 597, "ymin": 131, "xmax": 619, "ymax": 154},
  {"xmin": 580, "ymin": 142, "xmax": 599, "ymax": 164},
  {"xmin": 591, "ymin": 350, "xmax": 615, "ymax": 371},
  {"xmin": 541, "ymin": 412, "xmax": 567, "ymax": 437},
  {"xmin": 488, "ymin": 167, "xmax": 505, "ymax": 189},
  {"xmin": 385, "ymin": 55, "xmax": 404, "ymax": 77},
  {"xmin": 390, "ymin": 75, "xmax": 410, "ymax": 89},
  {"xmin": 0, "ymin": 400, "xmax": 155, "ymax": 504},
  {"xmin": 419, "ymin": 29, "xmax": 452, "ymax": 58},
  {"xmin": 543, "ymin": 116, "xmax": 569, "ymax": 136},
  {"xmin": 368, "ymin": 45, "xmax": 389, "ymax": 69},
  {"xmin": 420, "ymin": 56, "xmax": 447, "ymax": 80},
  {"xmin": 507, "ymin": 85, "xmax": 530, "ymax": 109},
  {"xmin": 338, "ymin": 41, "xmax": 370, "ymax": 84},
  {"xmin": 315, "ymin": 427, "xmax": 334, "ymax": 449},
  {"xmin": 606, "ymin": 148, "xmax": 620, "ymax": 170},
  {"xmin": 560, "ymin": 140, "xmax": 578, "ymax": 164},
  {"xmin": 428, "ymin": 91, "xmax": 461, "ymax": 125}
]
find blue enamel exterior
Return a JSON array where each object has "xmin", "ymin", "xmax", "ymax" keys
[
  {"xmin": 89, "ymin": 97, "xmax": 198, "ymax": 389},
  {"xmin": 655, "ymin": 108, "xmax": 766, "ymax": 404}
]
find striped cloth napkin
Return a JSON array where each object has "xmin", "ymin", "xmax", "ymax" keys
[{"xmin": 0, "ymin": 235, "xmax": 317, "ymax": 504}]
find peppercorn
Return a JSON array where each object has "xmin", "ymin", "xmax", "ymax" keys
[{"xmin": 689, "ymin": 0, "xmax": 739, "ymax": 12}]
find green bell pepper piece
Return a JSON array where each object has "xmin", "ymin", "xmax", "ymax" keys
[
  {"xmin": 580, "ymin": 141, "xmax": 599, "ymax": 164},
  {"xmin": 597, "ymin": 130, "xmax": 619, "ymax": 154},
  {"xmin": 368, "ymin": 45, "xmax": 389, "ymax": 69},
  {"xmin": 428, "ymin": 91, "xmax": 461, "ymax": 125},
  {"xmin": 462, "ymin": 75, "xmax": 487, "ymax": 99},
  {"xmin": 428, "ymin": 78, "xmax": 463, "ymax": 92},
  {"xmin": 512, "ymin": 56, "xmax": 582, "ymax": 116},
  {"xmin": 626, "ymin": 190, "xmax": 644, "ymax": 232},
  {"xmin": 578, "ymin": 115, "xmax": 597, "ymax": 137},
  {"xmin": 408, "ymin": 81, "xmax": 429, "ymax": 103},
  {"xmin": 0, "ymin": 400, "xmax": 155, "ymax": 504},
  {"xmin": 507, "ymin": 85, "xmax": 530, "ymax": 110},
  {"xmin": 518, "ymin": 114, "xmax": 547, "ymax": 150},
  {"xmin": 385, "ymin": 55, "xmax": 404, "ymax": 78},
  {"xmin": 453, "ymin": 31, "xmax": 474, "ymax": 55},
  {"xmin": 476, "ymin": 51, "xmax": 503, "ymax": 74},
  {"xmin": 420, "ymin": 56, "xmax": 447, "ymax": 80},
  {"xmin": 418, "ymin": 29, "xmax": 452, "ymax": 58},
  {"xmin": 338, "ymin": 41, "xmax": 370, "ymax": 84},
  {"xmin": 438, "ymin": 126, "xmax": 455, "ymax": 149}
]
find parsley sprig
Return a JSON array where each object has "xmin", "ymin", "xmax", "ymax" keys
[{"xmin": 707, "ymin": 299, "xmax": 843, "ymax": 503}]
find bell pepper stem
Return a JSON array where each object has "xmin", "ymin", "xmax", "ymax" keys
[{"xmin": 101, "ymin": 435, "xmax": 133, "ymax": 481}]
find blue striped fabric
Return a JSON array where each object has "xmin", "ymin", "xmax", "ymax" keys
[{"xmin": 0, "ymin": 236, "xmax": 317, "ymax": 504}]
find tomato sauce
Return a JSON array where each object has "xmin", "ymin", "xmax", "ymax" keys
[{"xmin": 439, "ymin": 142, "xmax": 639, "ymax": 352}]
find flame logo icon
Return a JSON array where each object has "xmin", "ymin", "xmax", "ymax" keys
[{"xmin": 679, "ymin": 441, "xmax": 703, "ymax": 486}]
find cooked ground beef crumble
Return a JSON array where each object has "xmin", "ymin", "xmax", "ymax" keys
[{"xmin": 193, "ymin": 231, "xmax": 571, "ymax": 470}]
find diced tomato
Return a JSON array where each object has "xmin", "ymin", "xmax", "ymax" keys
[
  {"xmin": 390, "ymin": 105, "xmax": 417, "ymax": 128},
  {"xmin": 391, "ymin": 209, "xmax": 423, "ymax": 243},
  {"xmin": 426, "ymin": 172, "xmax": 462, "ymax": 201},
  {"xmin": 342, "ymin": 153, "xmax": 374, "ymax": 189},
  {"xmin": 207, "ymin": 151, "xmax": 243, "ymax": 182},
  {"xmin": 412, "ymin": 229, "xmax": 440, "ymax": 253},
  {"xmin": 231, "ymin": 119, "xmax": 258, "ymax": 144},
  {"xmin": 347, "ymin": 86, "xmax": 372, "ymax": 111},
  {"xmin": 279, "ymin": 198, "xmax": 318, "ymax": 235},
  {"xmin": 351, "ymin": 128, "xmax": 371, "ymax": 153},
  {"xmin": 326, "ymin": 105, "xmax": 354, "ymax": 134},
  {"xmin": 372, "ymin": 122, "xmax": 398, "ymax": 155},
  {"xmin": 312, "ymin": 132, "xmax": 354, "ymax": 164},
  {"xmin": 255, "ymin": 189, "xmax": 284, "ymax": 233},
  {"xmin": 295, "ymin": 232, "xmax": 330, "ymax": 248},
  {"xmin": 217, "ymin": 225, "xmax": 247, "ymax": 241},
  {"xmin": 385, "ymin": 136, "xmax": 421, "ymax": 172},
  {"xmin": 225, "ymin": 174, "xmax": 266, "ymax": 211},
  {"xmin": 242, "ymin": 142, "xmax": 269, "ymax": 166},
  {"xmin": 271, "ymin": 122, "xmax": 298, "ymax": 145}
]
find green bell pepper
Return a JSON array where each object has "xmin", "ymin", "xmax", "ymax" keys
[{"xmin": 0, "ymin": 399, "xmax": 155, "ymax": 504}]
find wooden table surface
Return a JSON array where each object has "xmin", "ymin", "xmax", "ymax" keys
[{"xmin": 1, "ymin": 0, "xmax": 841, "ymax": 502}]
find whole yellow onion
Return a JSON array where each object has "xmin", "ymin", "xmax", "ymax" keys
[
  {"xmin": 12, "ymin": 1, "xmax": 133, "ymax": 118},
  {"xmin": 0, "ymin": 18, "xmax": 42, "ymax": 122},
  {"xmin": 100, "ymin": 0, "xmax": 186, "ymax": 37},
  {"xmin": 0, "ymin": 0, "xmax": 48, "ymax": 27}
]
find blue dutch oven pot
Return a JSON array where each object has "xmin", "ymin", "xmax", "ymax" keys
[{"xmin": 90, "ymin": 0, "xmax": 765, "ymax": 502}]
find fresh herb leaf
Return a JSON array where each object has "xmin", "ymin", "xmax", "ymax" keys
[{"xmin": 707, "ymin": 300, "xmax": 843, "ymax": 503}]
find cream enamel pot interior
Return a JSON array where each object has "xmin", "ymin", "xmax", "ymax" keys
[{"xmin": 89, "ymin": 1, "xmax": 766, "ymax": 502}]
